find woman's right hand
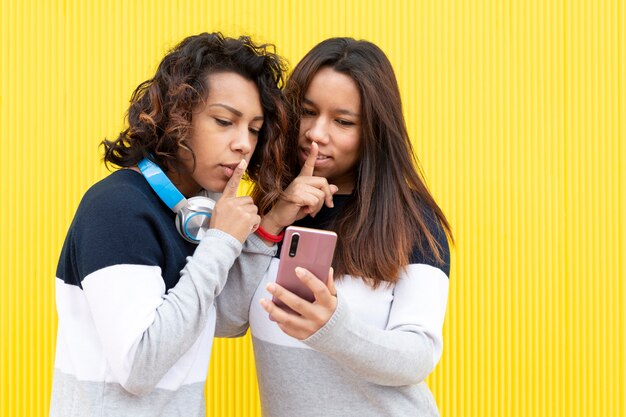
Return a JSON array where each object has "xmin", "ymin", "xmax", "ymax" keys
[
  {"xmin": 210, "ymin": 159, "xmax": 261, "ymax": 243},
  {"xmin": 261, "ymin": 142, "xmax": 338, "ymax": 235}
]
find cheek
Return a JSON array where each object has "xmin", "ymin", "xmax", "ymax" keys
[
  {"xmin": 184, "ymin": 136, "xmax": 218, "ymax": 168},
  {"xmin": 176, "ymin": 143, "xmax": 195, "ymax": 171},
  {"xmin": 341, "ymin": 133, "xmax": 362, "ymax": 158},
  {"xmin": 189, "ymin": 117, "xmax": 219, "ymax": 144},
  {"xmin": 248, "ymin": 139, "xmax": 259, "ymax": 160},
  {"xmin": 299, "ymin": 119, "xmax": 312, "ymax": 137}
]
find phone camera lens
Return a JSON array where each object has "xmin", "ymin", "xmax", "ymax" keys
[{"xmin": 288, "ymin": 234, "xmax": 300, "ymax": 257}]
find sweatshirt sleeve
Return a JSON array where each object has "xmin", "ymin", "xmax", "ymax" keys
[
  {"xmin": 214, "ymin": 233, "xmax": 277, "ymax": 338},
  {"xmin": 80, "ymin": 229, "xmax": 242, "ymax": 396},
  {"xmin": 62, "ymin": 180, "xmax": 244, "ymax": 396},
  {"xmin": 301, "ymin": 263, "xmax": 449, "ymax": 386}
]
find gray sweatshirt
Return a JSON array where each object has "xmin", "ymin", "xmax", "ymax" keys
[{"xmin": 216, "ymin": 200, "xmax": 451, "ymax": 417}]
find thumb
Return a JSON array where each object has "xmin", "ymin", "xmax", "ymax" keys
[{"xmin": 326, "ymin": 267, "xmax": 337, "ymax": 296}]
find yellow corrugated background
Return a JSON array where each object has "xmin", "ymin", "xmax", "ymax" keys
[{"xmin": 0, "ymin": 0, "xmax": 623, "ymax": 416}]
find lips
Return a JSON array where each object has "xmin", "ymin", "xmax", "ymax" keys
[
  {"xmin": 300, "ymin": 148, "xmax": 331, "ymax": 161},
  {"xmin": 220, "ymin": 162, "xmax": 240, "ymax": 178}
]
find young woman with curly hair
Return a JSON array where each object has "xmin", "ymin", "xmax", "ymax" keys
[{"xmin": 50, "ymin": 32, "xmax": 297, "ymax": 417}]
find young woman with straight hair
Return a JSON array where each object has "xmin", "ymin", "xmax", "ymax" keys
[{"xmin": 218, "ymin": 37, "xmax": 453, "ymax": 417}]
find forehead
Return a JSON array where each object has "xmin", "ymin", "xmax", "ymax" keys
[
  {"xmin": 305, "ymin": 67, "xmax": 360, "ymax": 110},
  {"xmin": 204, "ymin": 71, "xmax": 263, "ymax": 116}
]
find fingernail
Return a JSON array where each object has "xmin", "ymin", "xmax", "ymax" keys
[
  {"xmin": 294, "ymin": 267, "xmax": 304, "ymax": 276},
  {"xmin": 266, "ymin": 283, "xmax": 275, "ymax": 292}
]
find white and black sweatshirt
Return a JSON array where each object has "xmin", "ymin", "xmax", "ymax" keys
[{"xmin": 50, "ymin": 169, "xmax": 275, "ymax": 417}]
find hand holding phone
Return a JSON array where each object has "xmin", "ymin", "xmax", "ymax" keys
[{"xmin": 273, "ymin": 226, "xmax": 337, "ymax": 311}]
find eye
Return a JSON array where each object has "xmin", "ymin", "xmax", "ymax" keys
[
  {"xmin": 302, "ymin": 108, "xmax": 316, "ymax": 117},
  {"xmin": 249, "ymin": 127, "xmax": 261, "ymax": 136},
  {"xmin": 214, "ymin": 118, "xmax": 232, "ymax": 127},
  {"xmin": 336, "ymin": 119, "xmax": 355, "ymax": 126}
]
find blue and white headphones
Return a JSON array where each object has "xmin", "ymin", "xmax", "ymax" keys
[{"xmin": 138, "ymin": 158, "xmax": 215, "ymax": 244}]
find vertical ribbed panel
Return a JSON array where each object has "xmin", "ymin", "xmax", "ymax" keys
[{"xmin": 0, "ymin": 1, "xmax": 623, "ymax": 416}]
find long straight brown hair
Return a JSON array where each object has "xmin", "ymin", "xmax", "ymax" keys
[{"xmin": 284, "ymin": 38, "xmax": 453, "ymax": 286}]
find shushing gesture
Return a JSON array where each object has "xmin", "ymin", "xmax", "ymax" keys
[
  {"xmin": 262, "ymin": 142, "xmax": 338, "ymax": 233},
  {"xmin": 210, "ymin": 159, "xmax": 261, "ymax": 243}
]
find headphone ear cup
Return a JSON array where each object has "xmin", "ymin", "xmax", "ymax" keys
[
  {"xmin": 175, "ymin": 209, "xmax": 191, "ymax": 243},
  {"xmin": 176, "ymin": 197, "xmax": 215, "ymax": 243}
]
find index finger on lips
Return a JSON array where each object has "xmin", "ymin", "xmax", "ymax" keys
[
  {"xmin": 299, "ymin": 141, "xmax": 318, "ymax": 177},
  {"xmin": 222, "ymin": 159, "xmax": 247, "ymax": 198}
]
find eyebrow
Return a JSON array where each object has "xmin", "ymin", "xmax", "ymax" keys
[
  {"xmin": 209, "ymin": 103, "xmax": 264, "ymax": 122},
  {"xmin": 303, "ymin": 98, "xmax": 360, "ymax": 118}
]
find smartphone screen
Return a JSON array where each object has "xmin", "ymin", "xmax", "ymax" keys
[{"xmin": 273, "ymin": 226, "xmax": 337, "ymax": 313}]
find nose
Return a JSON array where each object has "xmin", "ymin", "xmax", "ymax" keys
[
  {"xmin": 231, "ymin": 127, "xmax": 253, "ymax": 156},
  {"xmin": 304, "ymin": 117, "xmax": 329, "ymax": 145}
]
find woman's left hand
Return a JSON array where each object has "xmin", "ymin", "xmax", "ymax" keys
[{"xmin": 260, "ymin": 267, "xmax": 337, "ymax": 340}]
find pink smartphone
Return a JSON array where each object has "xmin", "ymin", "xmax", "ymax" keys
[{"xmin": 273, "ymin": 226, "xmax": 337, "ymax": 313}]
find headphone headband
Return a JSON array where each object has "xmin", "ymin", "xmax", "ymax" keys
[{"xmin": 138, "ymin": 158, "xmax": 187, "ymax": 212}]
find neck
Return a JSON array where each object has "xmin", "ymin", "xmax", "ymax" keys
[
  {"xmin": 331, "ymin": 175, "xmax": 355, "ymax": 195},
  {"xmin": 169, "ymin": 171, "xmax": 201, "ymax": 198}
]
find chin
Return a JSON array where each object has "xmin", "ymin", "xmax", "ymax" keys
[
  {"xmin": 205, "ymin": 179, "xmax": 228, "ymax": 194},
  {"xmin": 201, "ymin": 185, "xmax": 222, "ymax": 194}
]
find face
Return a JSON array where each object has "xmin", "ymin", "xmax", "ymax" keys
[
  {"xmin": 175, "ymin": 71, "xmax": 264, "ymax": 195},
  {"xmin": 298, "ymin": 67, "xmax": 362, "ymax": 194}
]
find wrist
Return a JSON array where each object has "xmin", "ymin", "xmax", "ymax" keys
[
  {"xmin": 255, "ymin": 224, "xmax": 285, "ymax": 243},
  {"xmin": 260, "ymin": 212, "xmax": 284, "ymax": 236}
]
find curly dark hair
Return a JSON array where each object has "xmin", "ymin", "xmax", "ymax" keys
[{"xmin": 102, "ymin": 32, "xmax": 289, "ymax": 213}]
